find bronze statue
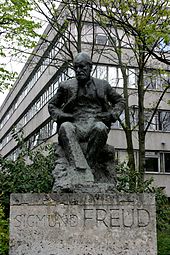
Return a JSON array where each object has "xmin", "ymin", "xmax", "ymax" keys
[{"xmin": 48, "ymin": 52, "xmax": 125, "ymax": 190}]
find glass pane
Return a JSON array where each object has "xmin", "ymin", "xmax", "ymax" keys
[
  {"xmin": 144, "ymin": 71, "xmax": 156, "ymax": 89},
  {"xmin": 145, "ymin": 158, "xmax": 158, "ymax": 172},
  {"xmin": 160, "ymin": 111, "xmax": 170, "ymax": 131},
  {"xmin": 108, "ymin": 66, "xmax": 117, "ymax": 86},
  {"xmin": 82, "ymin": 24, "xmax": 94, "ymax": 43},
  {"xmin": 128, "ymin": 69, "xmax": 136, "ymax": 88},
  {"xmin": 130, "ymin": 107, "xmax": 138, "ymax": 127},
  {"xmin": 111, "ymin": 111, "xmax": 124, "ymax": 129},
  {"xmin": 117, "ymin": 68, "xmax": 123, "ymax": 87},
  {"xmin": 96, "ymin": 34, "xmax": 107, "ymax": 45},
  {"xmin": 96, "ymin": 66, "xmax": 107, "ymax": 80},
  {"xmin": 144, "ymin": 111, "xmax": 158, "ymax": 131},
  {"xmin": 52, "ymin": 122, "xmax": 57, "ymax": 135},
  {"xmin": 165, "ymin": 153, "xmax": 170, "ymax": 173}
]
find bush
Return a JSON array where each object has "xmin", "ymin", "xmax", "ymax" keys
[
  {"xmin": 0, "ymin": 144, "xmax": 55, "ymax": 217},
  {"xmin": 0, "ymin": 141, "xmax": 55, "ymax": 253},
  {"xmin": 0, "ymin": 203, "xmax": 9, "ymax": 255},
  {"xmin": 116, "ymin": 162, "xmax": 169, "ymax": 226}
]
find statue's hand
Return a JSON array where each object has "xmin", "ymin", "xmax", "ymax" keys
[
  {"xmin": 111, "ymin": 112, "xmax": 119, "ymax": 123},
  {"xmin": 97, "ymin": 112, "xmax": 111, "ymax": 123},
  {"xmin": 58, "ymin": 113, "xmax": 74, "ymax": 123}
]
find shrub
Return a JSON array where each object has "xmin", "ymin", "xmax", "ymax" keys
[
  {"xmin": 116, "ymin": 162, "xmax": 170, "ymax": 228},
  {"xmin": 0, "ymin": 203, "xmax": 9, "ymax": 255},
  {"xmin": 0, "ymin": 144, "xmax": 55, "ymax": 217}
]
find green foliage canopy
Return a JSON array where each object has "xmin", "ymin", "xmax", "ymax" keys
[
  {"xmin": 0, "ymin": 0, "xmax": 41, "ymax": 91},
  {"xmin": 93, "ymin": 0, "xmax": 170, "ymax": 64}
]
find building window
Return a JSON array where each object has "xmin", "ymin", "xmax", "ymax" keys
[
  {"xmin": 111, "ymin": 111, "xmax": 124, "ymax": 129},
  {"xmin": 128, "ymin": 69, "xmax": 136, "ymax": 88},
  {"xmin": 145, "ymin": 152, "xmax": 159, "ymax": 172},
  {"xmin": 96, "ymin": 65, "xmax": 107, "ymax": 80},
  {"xmin": 117, "ymin": 68, "xmax": 123, "ymax": 87},
  {"xmin": 144, "ymin": 111, "xmax": 159, "ymax": 131},
  {"xmin": 81, "ymin": 24, "xmax": 94, "ymax": 43},
  {"xmin": 52, "ymin": 122, "xmax": 57, "ymax": 135},
  {"xmin": 159, "ymin": 111, "xmax": 170, "ymax": 131},
  {"xmin": 108, "ymin": 66, "xmax": 117, "ymax": 86},
  {"xmin": 164, "ymin": 153, "xmax": 170, "ymax": 173},
  {"xmin": 144, "ymin": 152, "xmax": 170, "ymax": 173},
  {"xmin": 144, "ymin": 70, "xmax": 157, "ymax": 89},
  {"xmin": 107, "ymin": 36, "xmax": 117, "ymax": 46},
  {"xmin": 33, "ymin": 134, "xmax": 39, "ymax": 147},
  {"xmin": 95, "ymin": 34, "xmax": 107, "ymax": 45},
  {"xmin": 144, "ymin": 69, "xmax": 170, "ymax": 90},
  {"xmin": 145, "ymin": 157, "xmax": 159, "ymax": 172}
]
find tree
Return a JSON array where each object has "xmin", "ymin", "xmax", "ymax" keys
[
  {"xmin": 87, "ymin": 0, "xmax": 170, "ymax": 187},
  {"xmin": 0, "ymin": 0, "xmax": 40, "ymax": 92},
  {"xmin": 28, "ymin": 0, "xmax": 107, "ymax": 71},
  {"xmin": 91, "ymin": 0, "xmax": 170, "ymax": 64}
]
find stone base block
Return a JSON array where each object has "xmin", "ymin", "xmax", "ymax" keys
[{"xmin": 10, "ymin": 192, "xmax": 157, "ymax": 255}]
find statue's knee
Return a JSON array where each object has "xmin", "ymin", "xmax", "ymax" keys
[
  {"xmin": 94, "ymin": 121, "xmax": 108, "ymax": 133},
  {"xmin": 59, "ymin": 122, "xmax": 75, "ymax": 134}
]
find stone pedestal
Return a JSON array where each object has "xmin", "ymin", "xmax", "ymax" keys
[{"xmin": 10, "ymin": 192, "xmax": 157, "ymax": 255}]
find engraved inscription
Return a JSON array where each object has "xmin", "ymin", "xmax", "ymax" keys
[
  {"xmin": 83, "ymin": 208, "xmax": 151, "ymax": 228},
  {"xmin": 13, "ymin": 213, "xmax": 78, "ymax": 228},
  {"xmin": 12, "ymin": 207, "xmax": 151, "ymax": 229},
  {"xmin": 137, "ymin": 209, "xmax": 150, "ymax": 227}
]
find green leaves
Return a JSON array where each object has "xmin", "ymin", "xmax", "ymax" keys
[
  {"xmin": 0, "ymin": 144, "xmax": 54, "ymax": 217},
  {"xmin": 0, "ymin": 67, "xmax": 17, "ymax": 92},
  {"xmin": 0, "ymin": 204, "xmax": 9, "ymax": 255},
  {"xmin": 0, "ymin": 0, "xmax": 41, "ymax": 91},
  {"xmin": 116, "ymin": 161, "xmax": 170, "ymax": 237},
  {"xmin": 97, "ymin": 0, "xmax": 170, "ymax": 50}
]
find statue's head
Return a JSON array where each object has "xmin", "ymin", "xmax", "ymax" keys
[{"xmin": 73, "ymin": 52, "xmax": 92, "ymax": 82}]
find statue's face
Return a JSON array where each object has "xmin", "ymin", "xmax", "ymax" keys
[{"xmin": 74, "ymin": 60, "xmax": 92, "ymax": 82}]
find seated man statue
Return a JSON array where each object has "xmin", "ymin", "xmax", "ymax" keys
[{"xmin": 48, "ymin": 52, "xmax": 125, "ymax": 185}]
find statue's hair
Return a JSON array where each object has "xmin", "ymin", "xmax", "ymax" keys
[{"xmin": 73, "ymin": 52, "xmax": 92, "ymax": 66}]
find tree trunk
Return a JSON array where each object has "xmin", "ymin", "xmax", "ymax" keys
[
  {"xmin": 76, "ymin": 3, "xmax": 82, "ymax": 53},
  {"xmin": 125, "ymin": 129, "xmax": 136, "ymax": 190},
  {"xmin": 121, "ymin": 67, "xmax": 136, "ymax": 190},
  {"xmin": 137, "ymin": 52, "xmax": 146, "ymax": 187}
]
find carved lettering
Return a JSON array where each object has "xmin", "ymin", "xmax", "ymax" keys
[
  {"xmin": 13, "ymin": 214, "xmax": 26, "ymax": 227},
  {"xmin": 36, "ymin": 215, "xmax": 45, "ymax": 222},
  {"xmin": 13, "ymin": 215, "xmax": 22, "ymax": 227},
  {"xmin": 48, "ymin": 214, "xmax": 58, "ymax": 228},
  {"xmin": 59, "ymin": 213, "xmax": 69, "ymax": 226},
  {"xmin": 122, "ymin": 209, "xmax": 134, "ymax": 227},
  {"xmin": 84, "ymin": 209, "xmax": 94, "ymax": 226},
  {"xmin": 13, "ymin": 212, "xmax": 79, "ymax": 228},
  {"xmin": 36, "ymin": 215, "xmax": 46, "ymax": 227},
  {"xmin": 27, "ymin": 215, "xmax": 35, "ymax": 227},
  {"xmin": 12, "ymin": 207, "xmax": 151, "ymax": 229},
  {"xmin": 110, "ymin": 209, "xmax": 120, "ymax": 227},
  {"xmin": 96, "ymin": 209, "xmax": 108, "ymax": 227},
  {"xmin": 69, "ymin": 214, "xmax": 78, "ymax": 227},
  {"xmin": 137, "ymin": 209, "xmax": 150, "ymax": 227}
]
